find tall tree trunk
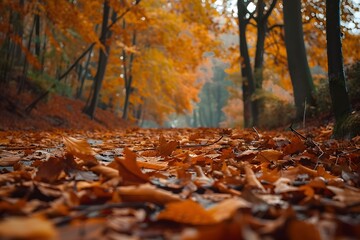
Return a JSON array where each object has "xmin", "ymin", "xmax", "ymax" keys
[
  {"xmin": 34, "ymin": 14, "xmax": 41, "ymax": 57},
  {"xmin": 237, "ymin": 0, "xmax": 256, "ymax": 128},
  {"xmin": 253, "ymin": 0, "xmax": 277, "ymax": 126},
  {"xmin": 326, "ymin": 0, "xmax": 351, "ymax": 138},
  {"xmin": 283, "ymin": 0, "xmax": 315, "ymax": 119},
  {"xmin": 84, "ymin": 1, "xmax": 115, "ymax": 119},
  {"xmin": 76, "ymin": 45, "xmax": 93, "ymax": 99},
  {"xmin": 122, "ymin": 22, "xmax": 137, "ymax": 120}
]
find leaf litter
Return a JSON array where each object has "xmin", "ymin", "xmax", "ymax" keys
[{"xmin": 0, "ymin": 127, "xmax": 359, "ymax": 239}]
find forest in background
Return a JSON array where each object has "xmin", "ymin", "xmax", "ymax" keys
[{"xmin": 0, "ymin": 0, "xmax": 359, "ymax": 132}]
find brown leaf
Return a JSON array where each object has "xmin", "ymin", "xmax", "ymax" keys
[
  {"xmin": 118, "ymin": 183, "xmax": 181, "ymax": 205},
  {"xmin": 207, "ymin": 198, "xmax": 251, "ymax": 222},
  {"xmin": 157, "ymin": 136, "xmax": 179, "ymax": 157},
  {"xmin": 244, "ymin": 165, "xmax": 265, "ymax": 192},
  {"xmin": 63, "ymin": 136, "xmax": 98, "ymax": 166},
  {"xmin": 287, "ymin": 220, "xmax": 321, "ymax": 240},
  {"xmin": 115, "ymin": 147, "xmax": 149, "ymax": 185},
  {"xmin": 256, "ymin": 149, "xmax": 283, "ymax": 162},
  {"xmin": 0, "ymin": 216, "xmax": 57, "ymax": 240},
  {"xmin": 35, "ymin": 157, "xmax": 64, "ymax": 183},
  {"xmin": 91, "ymin": 165, "xmax": 119, "ymax": 179},
  {"xmin": 0, "ymin": 156, "xmax": 21, "ymax": 166},
  {"xmin": 283, "ymin": 137, "xmax": 306, "ymax": 155}
]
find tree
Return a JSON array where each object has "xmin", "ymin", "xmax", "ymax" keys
[
  {"xmin": 326, "ymin": 0, "xmax": 351, "ymax": 138},
  {"xmin": 283, "ymin": 0, "xmax": 315, "ymax": 119},
  {"xmin": 84, "ymin": 0, "xmax": 114, "ymax": 119},
  {"xmin": 237, "ymin": 0, "xmax": 256, "ymax": 128}
]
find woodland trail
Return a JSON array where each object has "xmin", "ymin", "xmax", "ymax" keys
[{"xmin": 0, "ymin": 127, "xmax": 359, "ymax": 239}]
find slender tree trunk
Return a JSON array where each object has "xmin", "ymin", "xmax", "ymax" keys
[
  {"xmin": 237, "ymin": 0, "xmax": 256, "ymax": 128},
  {"xmin": 122, "ymin": 24, "xmax": 137, "ymax": 120},
  {"xmin": 283, "ymin": 0, "xmax": 315, "ymax": 119},
  {"xmin": 18, "ymin": 14, "xmax": 36, "ymax": 94},
  {"xmin": 84, "ymin": 1, "xmax": 116, "ymax": 119},
  {"xmin": 77, "ymin": 45, "xmax": 93, "ymax": 99},
  {"xmin": 34, "ymin": 14, "xmax": 40, "ymax": 57},
  {"xmin": 326, "ymin": 0, "xmax": 351, "ymax": 138}
]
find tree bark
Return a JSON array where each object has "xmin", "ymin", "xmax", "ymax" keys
[
  {"xmin": 84, "ymin": 1, "xmax": 115, "ymax": 119},
  {"xmin": 283, "ymin": 0, "xmax": 315, "ymax": 119},
  {"xmin": 122, "ymin": 19, "xmax": 137, "ymax": 120},
  {"xmin": 326, "ymin": 0, "xmax": 351, "ymax": 138},
  {"xmin": 237, "ymin": 0, "xmax": 256, "ymax": 128}
]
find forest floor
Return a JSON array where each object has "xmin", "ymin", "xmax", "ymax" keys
[
  {"xmin": 0, "ymin": 88, "xmax": 130, "ymax": 131},
  {"xmin": 0, "ymin": 125, "xmax": 360, "ymax": 239},
  {"xmin": 1, "ymin": 91, "xmax": 360, "ymax": 240}
]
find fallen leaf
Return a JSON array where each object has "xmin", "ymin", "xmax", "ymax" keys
[
  {"xmin": 118, "ymin": 183, "xmax": 181, "ymax": 205},
  {"xmin": 115, "ymin": 148, "xmax": 149, "ymax": 185},
  {"xmin": 35, "ymin": 157, "xmax": 64, "ymax": 183},
  {"xmin": 256, "ymin": 149, "xmax": 283, "ymax": 162},
  {"xmin": 91, "ymin": 165, "xmax": 119, "ymax": 179},
  {"xmin": 157, "ymin": 200, "xmax": 217, "ymax": 225},
  {"xmin": 287, "ymin": 220, "xmax": 321, "ymax": 240},
  {"xmin": 244, "ymin": 165, "xmax": 265, "ymax": 192},
  {"xmin": 157, "ymin": 136, "xmax": 179, "ymax": 157},
  {"xmin": 0, "ymin": 156, "xmax": 21, "ymax": 166},
  {"xmin": 207, "ymin": 198, "xmax": 251, "ymax": 222},
  {"xmin": 283, "ymin": 137, "xmax": 306, "ymax": 155},
  {"xmin": 63, "ymin": 136, "xmax": 98, "ymax": 166},
  {"xmin": 0, "ymin": 216, "xmax": 57, "ymax": 240}
]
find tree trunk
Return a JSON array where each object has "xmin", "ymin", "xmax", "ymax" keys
[
  {"xmin": 237, "ymin": 0, "xmax": 256, "ymax": 128},
  {"xmin": 122, "ymin": 22, "xmax": 137, "ymax": 120},
  {"xmin": 84, "ymin": 1, "xmax": 115, "ymax": 119},
  {"xmin": 77, "ymin": 45, "xmax": 93, "ymax": 99},
  {"xmin": 326, "ymin": 0, "xmax": 351, "ymax": 138},
  {"xmin": 283, "ymin": 0, "xmax": 315, "ymax": 119}
]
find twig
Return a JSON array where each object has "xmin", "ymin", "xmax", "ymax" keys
[
  {"xmin": 289, "ymin": 123, "xmax": 307, "ymax": 140},
  {"xmin": 252, "ymin": 127, "xmax": 260, "ymax": 139}
]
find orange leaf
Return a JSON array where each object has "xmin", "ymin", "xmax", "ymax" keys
[
  {"xmin": 63, "ymin": 136, "xmax": 98, "ymax": 166},
  {"xmin": 287, "ymin": 220, "xmax": 321, "ymax": 240},
  {"xmin": 283, "ymin": 137, "xmax": 306, "ymax": 155},
  {"xmin": 115, "ymin": 147, "xmax": 149, "ymax": 185},
  {"xmin": 157, "ymin": 200, "xmax": 217, "ymax": 225},
  {"xmin": 244, "ymin": 165, "xmax": 265, "ymax": 192},
  {"xmin": 0, "ymin": 216, "xmax": 57, "ymax": 240},
  {"xmin": 256, "ymin": 149, "xmax": 283, "ymax": 162},
  {"xmin": 91, "ymin": 165, "xmax": 119, "ymax": 179},
  {"xmin": 35, "ymin": 157, "xmax": 64, "ymax": 183},
  {"xmin": 118, "ymin": 183, "xmax": 181, "ymax": 205},
  {"xmin": 207, "ymin": 198, "xmax": 250, "ymax": 222},
  {"xmin": 157, "ymin": 136, "xmax": 179, "ymax": 157}
]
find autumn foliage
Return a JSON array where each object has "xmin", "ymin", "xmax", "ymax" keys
[{"xmin": 1, "ymin": 128, "xmax": 360, "ymax": 239}]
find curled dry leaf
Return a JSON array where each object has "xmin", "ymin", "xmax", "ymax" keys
[
  {"xmin": 115, "ymin": 147, "xmax": 149, "ymax": 185},
  {"xmin": 0, "ymin": 216, "xmax": 57, "ymax": 240},
  {"xmin": 207, "ymin": 198, "xmax": 251, "ymax": 222},
  {"xmin": 0, "ymin": 156, "xmax": 22, "ymax": 166},
  {"xmin": 91, "ymin": 165, "xmax": 119, "ymax": 179},
  {"xmin": 63, "ymin": 136, "xmax": 98, "ymax": 166},
  {"xmin": 244, "ymin": 165, "xmax": 265, "ymax": 192},
  {"xmin": 117, "ymin": 183, "xmax": 181, "ymax": 205}
]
